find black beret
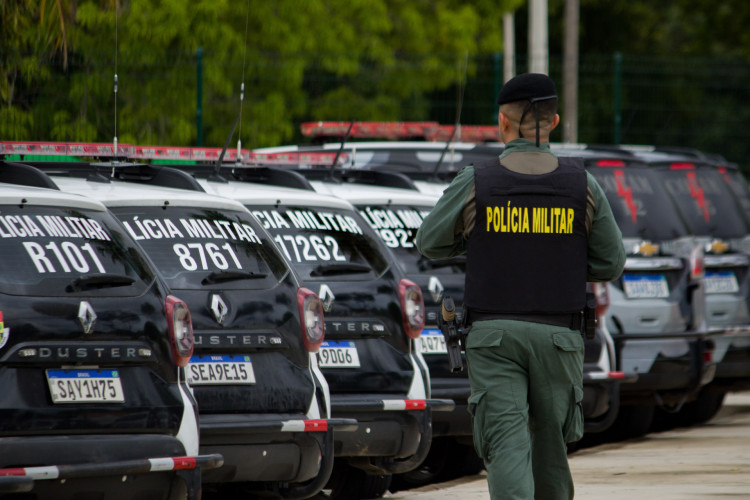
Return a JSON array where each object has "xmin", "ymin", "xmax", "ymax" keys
[{"xmin": 496, "ymin": 73, "xmax": 557, "ymax": 105}]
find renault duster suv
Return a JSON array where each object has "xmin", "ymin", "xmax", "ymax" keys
[
  {"xmin": 0, "ymin": 159, "xmax": 220, "ymax": 500},
  {"xmin": 12, "ymin": 158, "xmax": 351, "ymax": 500}
]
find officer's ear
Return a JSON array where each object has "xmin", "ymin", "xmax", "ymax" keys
[{"xmin": 550, "ymin": 113, "xmax": 560, "ymax": 132}]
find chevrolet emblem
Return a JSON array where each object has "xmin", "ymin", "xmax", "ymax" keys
[
  {"xmin": 634, "ymin": 241, "xmax": 659, "ymax": 257},
  {"xmin": 707, "ymin": 239, "xmax": 729, "ymax": 255}
]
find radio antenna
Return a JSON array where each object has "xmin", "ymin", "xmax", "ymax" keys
[
  {"xmin": 112, "ymin": 1, "xmax": 119, "ymax": 160},
  {"xmin": 329, "ymin": 120, "xmax": 354, "ymax": 180},
  {"xmin": 216, "ymin": 0, "xmax": 250, "ymax": 172},
  {"xmin": 236, "ymin": 0, "xmax": 250, "ymax": 163},
  {"xmin": 431, "ymin": 51, "xmax": 468, "ymax": 181}
]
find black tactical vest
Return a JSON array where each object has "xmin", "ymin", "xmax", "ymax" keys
[{"xmin": 464, "ymin": 156, "xmax": 588, "ymax": 314}]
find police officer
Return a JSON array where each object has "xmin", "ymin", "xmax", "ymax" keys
[{"xmin": 415, "ymin": 73, "xmax": 625, "ymax": 500}]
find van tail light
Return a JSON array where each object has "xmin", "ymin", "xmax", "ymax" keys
[
  {"xmin": 297, "ymin": 288, "xmax": 325, "ymax": 353},
  {"xmin": 690, "ymin": 244, "xmax": 705, "ymax": 280},
  {"xmin": 165, "ymin": 295, "xmax": 194, "ymax": 367},
  {"xmin": 591, "ymin": 282, "xmax": 610, "ymax": 317},
  {"xmin": 398, "ymin": 279, "xmax": 425, "ymax": 339}
]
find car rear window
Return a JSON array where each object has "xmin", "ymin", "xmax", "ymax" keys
[
  {"xmin": 716, "ymin": 167, "xmax": 750, "ymax": 228},
  {"xmin": 111, "ymin": 206, "xmax": 289, "ymax": 289},
  {"xmin": 653, "ymin": 166, "xmax": 749, "ymax": 238},
  {"xmin": 247, "ymin": 205, "xmax": 389, "ymax": 280},
  {"xmin": 0, "ymin": 205, "xmax": 154, "ymax": 296},
  {"xmin": 357, "ymin": 203, "xmax": 464, "ymax": 274},
  {"xmin": 588, "ymin": 166, "xmax": 689, "ymax": 241}
]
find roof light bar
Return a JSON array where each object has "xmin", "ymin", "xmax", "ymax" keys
[
  {"xmin": 0, "ymin": 141, "xmax": 346, "ymax": 166},
  {"xmin": 300, "ymin": 121, "xmax": 501, "ymax": 143}
]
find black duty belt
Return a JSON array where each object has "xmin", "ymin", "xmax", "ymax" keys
[{"xmin": 467, "ymin": 310, "xmax": 583, "ymax": 330}]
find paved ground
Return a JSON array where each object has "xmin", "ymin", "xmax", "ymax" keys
[{"xmin": 385, "ymin": 392, "xmax": 750, "ymax": 499}]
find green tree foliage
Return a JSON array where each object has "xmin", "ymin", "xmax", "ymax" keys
[{"xmin": 1, "ymin": 0, "xmax": 522, "ymax": 147}]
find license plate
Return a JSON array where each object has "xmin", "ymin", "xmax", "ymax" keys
[
  {"xmin": 187, "ymin": 355, "xmax": 256, "ymax": 385},
  {"xmin": 318, "ymin": 341, "xmax": 360, "ymax": 368},
  {"xmin": 46, "ymin": 369, "xmax": 125, "ymax": 403},
  {"xmin": 419, "ymin": 329, "xmax": 447, "ymax": 354},
  {"xmin": 623, "ymin": 274, "xmax": 669, "ymax": 298},
  {"xmin": 704, "ymin": 270, "xmax": 740, "ymax": 294}
]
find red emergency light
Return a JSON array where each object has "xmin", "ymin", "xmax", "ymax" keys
[
  {"xmin": 300, "ymin": 121, "xmax": 501, "ymax": 143},
  {"xmin": 0, "ymin": 141, "xmax": 347, "ymax": 166}
]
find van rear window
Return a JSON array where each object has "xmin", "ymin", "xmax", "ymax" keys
[
  {"xmin": 0, "ymin": 205, "xmax": 154, "ymax": 296},
  {"xmin": 588, "ymin": 167, "xmax": 689, "ymax": 241},
  {"xmin": 357, "ymin": 204, "xmax": 464, "ymax": 274},
  {"xmin": 654, "ymin": 167, "xmax": 749, "ymax": 238},
  {"xmin": 247, "ymin": 205, "xmax": 389, "ymax": 279},
  {"xmin": 111, "ymin": 206, "xmax": 289, "ymax": 289}
]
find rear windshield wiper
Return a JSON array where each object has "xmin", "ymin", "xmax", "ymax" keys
[
  {"xmin": 68, "ymin": 273, "xmax": 136, "ymax": 291},
  {"xmin": 418, "ymin": 256, "xmax": 466, "ymax": 271},
  {"xmin": 310, "ymin": 262, "xmax": 373, "ymax": 276},
  {"xmin": 202, "ymin": 270, "xmax": 269, "ymax": 285}
]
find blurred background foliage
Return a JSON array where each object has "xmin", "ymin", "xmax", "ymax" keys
[{"xmin": 2, "ymin": 0, "xmax": 750, "ymax": 170}]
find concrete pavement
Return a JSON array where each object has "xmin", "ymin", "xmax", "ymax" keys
[{"xmin": 386, "ymin": 392, "xmax": 750, "ymax": 499}]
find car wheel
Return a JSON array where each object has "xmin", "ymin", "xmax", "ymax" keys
[
  {"xmin": 678, "ymin": 390, "xmax": 726, "ymax": 426},
  {"xmin": 320, "ymin": 460, "xmax": 392, "ymax": 500}
]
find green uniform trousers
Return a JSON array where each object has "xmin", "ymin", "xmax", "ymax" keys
[{"xmin": 465, "ymin": 319, "xmax": 584, "ymax": 500}]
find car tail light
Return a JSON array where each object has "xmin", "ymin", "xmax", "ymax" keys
[
  {"xmin": 165, "ymin": 295, "xmax": 194, "ymax": 367},
  {"xmin": 297, "ymin": 288, "xmax": 325, "ymax": 353},
  {"xmin": 670, "ymin": 162, "xmax": 695, "ymax": 170},
  {"xmin": 689, "ymin": 244, "xmax": 705, "ymax": 280},
  {"xmin": 596, "ymin": 159, "xmax": 625, "ymax": 167},
  {"xmin": 398, "ymin": 279, "xmax": 425, "ymax": 339},
  {"xmin": 591, "ymin": 282, "xmax": 610, "ymax": 317}
]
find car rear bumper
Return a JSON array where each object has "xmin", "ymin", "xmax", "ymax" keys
[
  {"xmin": 330, "ymin": 396, "xmax": 454, "ymax": 475},
  {"xmin": 0, "ymin": 434, "xmax": 221, "ymax": 500},
  {"xmin": 199, "ymin": 414, "xmax": 356, "ymax": 486}
]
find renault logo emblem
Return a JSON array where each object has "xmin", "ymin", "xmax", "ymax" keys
[
  {"xmin": 319, "ymin": 284, "xmax": 335, "ymax": 312},
  {"xmin": 211, "ymin": 294, "xmax": 229, "ymax": 325},
  {"xmin": 78, "ymin": 301, "xmax": 97, "ymax": 334},
  {"xmin": 428, "ymin": 276, "xmax": 444, "ymax": 303}
]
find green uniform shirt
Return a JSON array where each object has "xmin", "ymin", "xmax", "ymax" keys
[{"xmin": 415, "ymin": 139, "xmax": 626, "ymax": 282}]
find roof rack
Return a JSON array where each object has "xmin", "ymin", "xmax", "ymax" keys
[
  {"xmin": 15, "ymin": 160, "xmax": 206, "ymax": 192},
  {"xmin": 159, "ymin": 162, "xmax": 317, "ymax": 192},
  {"xmin": 0, "ymin": 161, "xmax": 60, "ymax": 190},
  {"xmin": 300, "ymin": 122, "xmax": 500, "ymax": 143}
]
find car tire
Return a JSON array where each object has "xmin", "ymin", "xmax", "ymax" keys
[
  {"xmin": 678, "ymin": 390, "xmax": 726, "ymax": 426},
  {"xmin": 320, "ymin": 460, "xmax": 393, "ymax": 500},
  {"xmin": 390, "ymin": 438, "xmax": 450, "ymax": 491},
  {"xmin": 608, "ymin": 404, "xmax": 655, "ymax": 440}
]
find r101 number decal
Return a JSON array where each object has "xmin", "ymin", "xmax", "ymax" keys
[
  {"xmin": 273, "ymin": 234, "xmax": 346, "ymax": 263},
  {"xmin": 173, "ymin": 242, "xmax": 243, "ymax": 271},
  {"xmin": 23, "ymin": 241, "xmax": 107, "ymax": 274}
]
